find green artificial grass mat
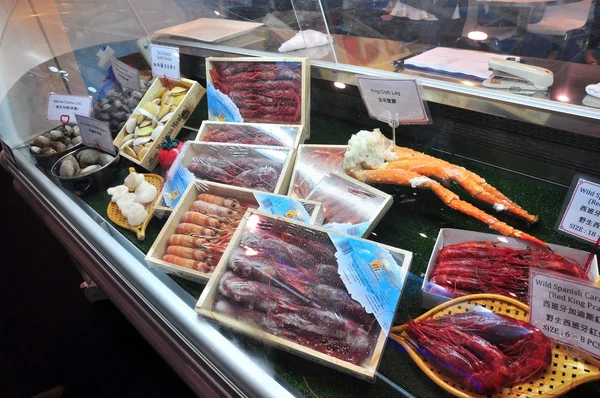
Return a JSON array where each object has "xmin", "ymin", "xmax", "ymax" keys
[{"xmin": 77, "ymin": 98, "xmax": 598, "ymax": 397}]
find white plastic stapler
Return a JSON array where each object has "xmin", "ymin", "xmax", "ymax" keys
[{"xmin": 483, "ymin": 57, "xmax": 554, "ymax": 92}]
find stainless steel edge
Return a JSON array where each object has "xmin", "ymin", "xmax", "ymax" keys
[
  {"xmin": 152, "ymin": 36, "xmax": 600, "ymax": 138},
  {"xmin": 5, "ymin": 151, "xmax": 294, "ymax": 398}
]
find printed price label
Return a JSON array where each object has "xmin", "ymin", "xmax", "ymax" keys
[
  {"xmin": 163, "ymin": 160, "xmax": 193, "ymax": 209},
  {"xmin": 254, "ymin": 193, "xmax": 311, "ymax": 223},
  {"xmin": 356, "ymin": 77, "xmax": 429, "ymax": 124},
  {"xmin": 557, "ymin": 175, "xmax": 600, "ymax": 243},
  {"xmin": 530, "ymin": 269, "xmax": 600, "ymax": 358},
  {"xmin": 323, "ymin": 221, "xmax": 369, "ymax": 237},
  {"xmin": 111, "ymin": 57, "xmax": 141, "ymax": 91},
  {"xmin": 47, "ymin": 94, "xmax": 92, "ymax": 121},
  {"xmin": 150, "ymin": 45, "xmax": 180, "ymax": 81},
  {"xmin": 328, "ymin": 233, "xmax": 407, "ymax": 335},
  {"xmin": 75, "ymin": 115, "xmax": 116, "ymax": 155}
]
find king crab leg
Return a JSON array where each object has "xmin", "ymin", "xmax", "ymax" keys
[
  {"xmin": 385, "ymin": 154, "xmax": 538, "ymax": 224},
  {"xmin": 349, "ymin": 168, "xmax": 547, "ymax": 248}
]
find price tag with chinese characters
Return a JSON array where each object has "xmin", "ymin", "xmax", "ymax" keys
[
  {"xmin": 75, "ymin": 115, "xmax": 116, "ymax": 156},
  {"xmin": 529, "ymin": 269, "xmax": 600, "ymax": 358},
  {"xmin": 47, "ymin": 94, "xmax": 92, "ymax": 121},
  {"xmin": 111, "ymin": 57, "xmax": 141, "ymax": 91},
  {"xmin": 356, "ymin": 77, "xmax": 430, "ymax": 125},
  {"xmin": 557, "ymin": 175, "xmax": 600, "ymax": 243},
  {"xmin": 150, "ymin": 45, "xmax": 180, "ymax": 81}
]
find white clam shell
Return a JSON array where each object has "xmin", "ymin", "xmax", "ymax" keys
[
  {"xmin": 150, "ymin": 125, "xmax": 164, "ymax": 141},
  {"xmin": 125, "ymin": 117, "xmax": 137, "ymax": 134},
  {"xmin": 160, "ymin": 112, "xmax": 175, "ymax": 123},
  {"xmin": 133, "ymin": 136, "xmax": 152, "ymax": 146}
]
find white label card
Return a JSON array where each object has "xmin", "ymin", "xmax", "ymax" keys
[
  {"xmin": 47, "ymin": 94, "xmax": 92, "ymax": 121},
  {"xmin": 356, "ymin": 77, "xmax": 429, "ymax": 124},
  {"xmin": 111, "ymin": 57, "xmax": 141, "ymax": 91},
  {"xmin": 75, "ymin": 115, "xmax": 116, "ymax": 156},
  {"xmin": 150, "ymin": 45, "xmax": 180, "ymax": 81},
  {"xmin": 529, "ymin": 269, "xmax": 600, "ymax": 359},
  {"xmin": 557, "ymin": 176, "xmax": 600, "ymax": 243}
]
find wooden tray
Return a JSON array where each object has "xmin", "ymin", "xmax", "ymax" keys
[
  {"xmin": 107, "ymin": 167, "xmax": 164, "ymax": 240},
  {"xmin": 390, "ymin": 294, "xmax": 600, "ymax": 398},
  {"xmin": 196, "ymin": 209, "xmax": 413, "ymax": 381},
  {"xmin": 112, "ymin": 77, "xmax": 205, "ymax": 171}
]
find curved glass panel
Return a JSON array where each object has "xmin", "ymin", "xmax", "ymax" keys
[{"xmin": 1, "ymin": 2, "xmax": 600, "ymax": 398}]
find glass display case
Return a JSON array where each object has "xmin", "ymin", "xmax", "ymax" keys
[{"xmin": 1, "ymin": 1, "xmax": 600, "ymax": 397}]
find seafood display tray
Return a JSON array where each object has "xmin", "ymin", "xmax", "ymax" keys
[
  {"xmin": 421, "ymin": 228, "xmax": 600, "ymax": 309},
  {"xmin": 288, "ymin": 144, "xmax": 347, "ymax": 199},
  {"xmin": 196, "ymin": 210, "xmax": 413, "ymax": 381},
  {"xmin": 390, "ymin": 294, "xmax": 600, "ymax": 398},
  {"xmin": 179, "ymin": 142, "xmax": 295, "ymax": 194},
  {"xmin": 146, "ymin": 181, "xmax": 324, "ymax": 283},
  {"xmin": 306, "ymin": 171, "xmax": 393, "ymax": 238},
  {"xmin": 195, "ymin": 121, "xmax": 307, "ymax": 148},
  {"xmin": 113, "ymin": 77, "xmax": 205, "ymax": 171},
  {"xmin": 205, "ymin": 57, "xmax": 310, "ymax": 131}
]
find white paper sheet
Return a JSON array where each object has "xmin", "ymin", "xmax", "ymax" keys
[{"xmin": 405, "ymin": 47, "xmax": 507, "ymax": 80}]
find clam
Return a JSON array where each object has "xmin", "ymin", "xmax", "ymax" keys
[
  {"xmin": 49, "ymin": 130, "xmax": 64, "ymax": 141},
  {"xmin": 160, "ymin": 112, "xmax": 175, "ymax": 123},
  {"xmin": 134, "ymin": 111, "xmax": 145, "ymax": 124},
  {"xmin": 137, "ymin": 126, "xmax": 153, "ymax": 137},
  {"xmin": 79, "ymin": 164, "xmax": 101, "ymax": 176},
  {"xmin": 153, "ymin": 87, "xmax": 166, "ymax": 100},
  {"xmin": 125, "ymin": 117, "xmax": 137, "ymax": 133},
  {"xmin": 133, "ymin": 136, "xmax": 152, "ymax": 146},
  {"xmin": 123, "ymin": 146, "xmax": 137, "ymax": 159},
  {"xmin": 139, "ymin": 147, "xmax": 150, "ymax": 160},
  {"xmin": 33, "ymin": 136, "xmax": 51, "ymax": 148},
  {"xmin": 97, "ymin": 153, "xmax": 115, "ymax": 166},
  {"xmin": 161, "ymin": 90, "xmax": 171, "ymax": 105},
  {"xmin": 151, "ymin": 125, "xmax": 164, "ymax": 140},
  {"xmin": 174, "ymin": 95, "xmax": 185, "ymax": 106},
  {"xmin": 171, "ymin": 86, "xmax": 187, "ymax": 94},
  {"xmin": 158, "ymin": 104, "xmax": 170, "ymax": 120},
  {"xmin": 120, "ymin": 138, "xmax": 134, "ymax": 150},
  {"xmin": 143, "ymin": 102, "xmax": 159, "ymax": 117}
]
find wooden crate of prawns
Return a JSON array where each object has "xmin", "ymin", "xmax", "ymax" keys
[
  {"xmin": 113, "ymin": 77, "xmax": 205, "ymax": 171},
  {"xmin": 195, "ymin": 120, "xmax": 306, "ymax": 149},
  {"xmin": 178, "ymin": 141, "xmax": 296, "ymax": 195},
  {"xmin": 206, "ymin": 57, "xmax": 310, "ymax": 134},
  {"xmin": 146, "ymin": 181, "xmax": 323, "ymax": 283},
  {"xmin": 195, "ymin": 209, "xmax": 413, "ymax": 381}
]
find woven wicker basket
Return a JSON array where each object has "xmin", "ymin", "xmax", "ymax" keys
[
  {"xmin": 107, "ymin": 167, "xmax": 164, "ymax": 240},
  {"xmin": 390, "ymin": 294, "xmax": 600, "ymax": 398}
]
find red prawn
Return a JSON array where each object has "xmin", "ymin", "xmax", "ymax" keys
[{"xmin": 402, "ymin": 312, "xmax": 551, "ymax": 394}]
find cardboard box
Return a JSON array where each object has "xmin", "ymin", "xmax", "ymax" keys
[
  {"xmin": 177, "ymin": 141, "xmax": 295, "ymax": 194},
  {"xmin": 196, "ymin": 210, "xmax": 413, "ymax": 381},
  {"xmin": 113, "ymin": 77, "xmax": 205, "ymax": 171},
  {"xmin": 306, "ymin": 171, "xmax": 393, "ymax": 238},
  {"xmin": 288, "ymin": 144, "xmax": 347, "ymax": 199},
  {"xmin": 195, "ymin": 121, "xmax": 306, "ymax": 148},
  {"xmin": 421, "ymin": 228, "xmax": 600, "ymax": 309},
  {"xmin": 146, "ymin": 182, "xmax": 324, "ymax": 283},
  {"xmin": 205, "ymin": 57, "xmax": 310, "ymax": 134}
]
